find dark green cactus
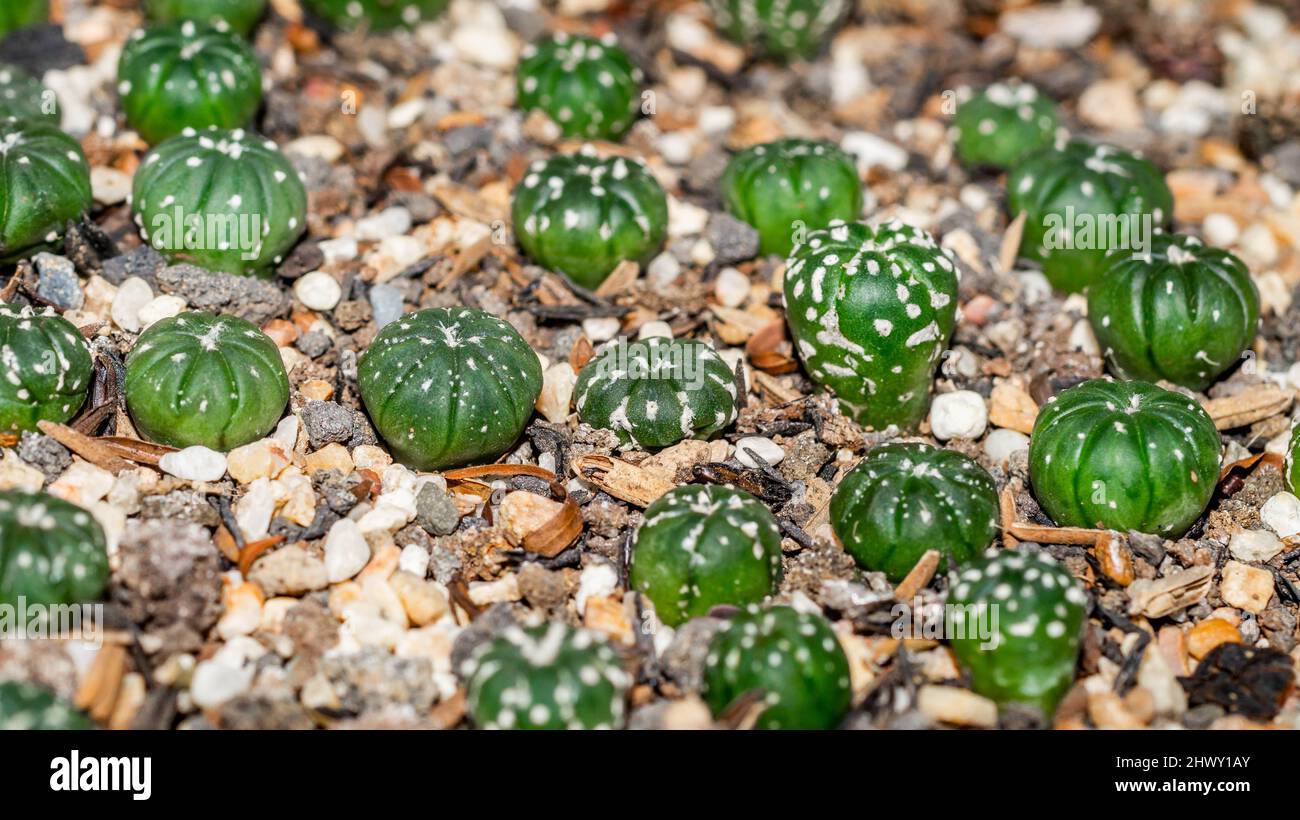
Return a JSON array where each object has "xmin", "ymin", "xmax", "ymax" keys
[
  {"xmin": 783, "ymin": 220, "xmax": 960, "ymax": 431},
  {"xmin": 0, "ymin": 490, "xmax": 109, "ymax": 609},
  {"xmin": 830, "ymin": 442, "xmax": 999, "ymax": 582},
  {"xmin": 0, "ymin": 681, "xmax": 94, "ymax": 730},
  {"xmin": 1288, "ymin": 424, "xmax": 1300, "ymax": 497},
  {"xmin": 304, "ymin": 0, "xmax": 449, "ymax": 30},
  {"xmin": 144, "ymin": 0, "xmax": 267, "ymax": 35},
  {"xmin": 517, "ymin": 33, "xmax": 643, "ymax": 142},
  {"xmin": 131, "ymin": 127, "xmax": 307, "ymax": 275},
  {"xmin": 125, "ymin": 311, "xmax": 290, "ymax": 451},
  {"xmin": 574, "ymin": 336, "xmax": 739, "ymax": 449},
  {"xmin": 117, "ymin": 22, "xmax": 263, "ymax": 145},
  {"xmin": 0, "ymin": 63, "xmax": 58, "ymax": 123},
  {"xmin": 952, "ymin": 81, "xmax": 1060, "ymax": 170},
  {"xmin": 357, "ymin": 307, "xmax": 543, "ymax": 471},
  {"xmin": 1008, "ymin": 141, "xmax": 1173, "ymax": 293},
  {"xmin": 1029, "ymin": 379, "xmax": 1220, "ymax": 537},
  {"xmin": 702, "ymin": 605, "xmax": 851, "ymax": 729},
  {"xmin": 1087, "ymin": 233, "xmax": 1258, "ymax": 391},
  {"xmin": 707, "ymin": 0, "xmax": 850, "ymax": 61},
  {"xmin": 630, "ymin": 484, "xmax": 783, "ymax": 627},
  {"xmin": 461, "ymin": 622, "xmax": 632, "ymax": 730},
  {"xmin": 0, "ymin": 306, "xmax": 93, "ymax": 434},
  {"xmin": 0, "ymin": 116, "xmax": 93, "ymax": 263},
  {"xmin": 946, "ymin": 549, "xmax": 1087, "ymax": 715},
  {"xmin": 512, "ymin": 149, "xmax": 668, "ymax": 290},
  {"xmin": 721, "ymin": 138, "xmax": 863, "ymax": 257},
  {"xmin": 0, "ymin": 1, "xmax": 47, "ymax": 37}
]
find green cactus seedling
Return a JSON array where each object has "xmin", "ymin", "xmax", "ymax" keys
[
  {"xmin": 144, "ymin": 0, "xmax": 268, "ymax": 35},
  {"xmin": 952, "ymin": 81, "xmax": 1060, "ymax": 170},
  {"xmin": 0, "ymin": 116, "xmax": 93, "ymax": 263},
  {"xmin": 304, "ymin": 0, "xmax": 449, "ymax": 30},
  {"xmin": 0, "ymin": 490, "xmax": 109, "ymax": 609},
  {"xmin": 0, "ymin": 305, "xmax": 92, "ymax": 434},
  {"xmin": 0, "ymin": 681, "xmax": 94, "ymax": 730},
  {"xmin": 517, "ymin": 33, "xmax": 643, "ymax": 142},
  {"xmin": 0, "ymin": 63, "xmax": 58, "ymax": 123},
  {"xmin": 706, "ymin": 0, "xmax": 849, "ymax": 61}
]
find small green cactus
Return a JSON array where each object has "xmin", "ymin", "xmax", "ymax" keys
[
  {"xmin": 1287, "ymin": 424, "xmax": 1300, "ymax": 497},
  {"xmin": 0, "ymin": 681, "xmax": 94, "ymax": 730},
  {"xmin": 952, "ymin": 81, "xmax": 1060, "ymax": 170},
  {"xmin": 783, "ymin": 220, "xmax": 960, "ymax": 431},
  {"xmin": 830, "ymin": 442, "xmax": 999, "ymax": 582},
  {"xmin": 707, "ymin": 0, "xmax": 850, "ymax": 61},
  {"xmin": 117, "ymin": 22, "xmax": 263, "ymax": 145},
  {"xmin": 304, "ymin": 0, "xmax": 449, "ymax": 30},
  {"xmin": 125, "ymin": 311, "xmax": 290, "ymax": 451},
  {"xmin": 1028, "ymin": 379, "xmax": 1220, "ymax": 537},
  {"xmin": 144, "ymin": 0, "xmax": 266, "ymax": 35},
  {"xmin": 131, "ymin": 127, "xmax": 308, "ymax": 276},
  {"xmin": 575, "ymin": 336, "xmax": 738, "ymax": 449},
  {"xmin": 721, "ymin": 138, "xmax": 863, "ymax": 257},
  {"xmin": 517, "ymin": 33, "xmax": 643, "ymax": 142},
  {"xmin": 461, "ymin": 622, "xmax": 632, "ymax": 730},
  {"xmin": 357, "ymin": 307, "xmax": 543, "ymax": 471},
  {"xmin": 0, "ymin": 490, "xmax": 109, "ymax": 609},
  {"xmin": 946, "ymin": 549, "xmax": 1087, "ymax": 715},
  {"xmin": 0, "ymin": 1, "xmax": 47, "ymax": 37},
  {"xmin": 0, "ymin": 305, "xmax": 93, "ymax": 435},
  {"xmin": 1087, "ymin": 233, "xmax": 1259, "ymax": 392},
  {"xmin": 703, "ymin": 605, "xmax": 851, "ymax": 729},
  {"xmin": 0, "ymin": 116, "xmax": 93, "ymax": 263},
  {"xmin": 0, "ymin": 63, "xmax": 58, "ymax": 123},
  {"xmin": 630, "ymin": 484, "xmax": 783, "ymax": 627},
  {"xmin": 1008, "ymin": 141, "xmax": 1173, "ymax": 293},
  {"xmin": 511, "ymin": 148, "xmax": 668, "ymax": 290}
]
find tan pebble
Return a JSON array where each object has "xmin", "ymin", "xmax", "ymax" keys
[
  {"xmin": 467, "ymin": 574, "xmax": 520, "ymax": 606},
  {"xmin": 259, "ymin": 597, "xmax": 299, "ymax": 633},
  {"xmin": 327, "ymin": 581, "xmax": 364, "ymax": 620},
  {"xmin": 1218, "ymin": 560, "xmax": 1275, "ymax": 614},
  {"xmin": 1087, "ymin": 690, "xmax": 1147, "ymax": 729},
  {"xmin": 299, "ymin": 379, "xmax": 334, "ymax": 402},
  {"xmin": 226, "ymin": 439, "xmax": 291, "ymax": 484},
  {"xmin": 389, "ymin": 571, "xmax": 450, "ymax": 627},
  {"xmin": 217, "ymin": 581, "xmax": 265, "ymax": 641},
  {"xmin": 583, "ymin": 594, "xmax": 634, "ymax": 645},
  {"xmin": 662, "ymin": 696, "xmax": 715, "ymax": 730},
  {"xmin": 303, "ymin": 442, "xmax": 354, "ymax": 475},
  {"xmin": 262, "ymin": 318, "xmax": 299, "ymax": 347},
  {"xmin": 1186, "ymin": 617, "xmax": 1243, "ymax": 659},
  {"xmin": 498, "ymin": 490, "xmax": 565, "ymax": 545},
  {"xmin": 351, "ymin": 445, "xmax": 392, "ymax": 470},
  {"xmin": 358, "ymin": 542, "xmax": 402, "ymax": 581},
  {"xmin": 916, "ymin": 684, "xmax": 998, "ymax": 728}
]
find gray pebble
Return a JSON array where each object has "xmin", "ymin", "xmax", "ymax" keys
[
  {"xmin": 101, "ymin": 244, "xmax": 166, "ymax": 286},
  {"xmin": 300, "ymin": 400, "xmax": 355, "ymax": 449},
  {"xmin": 16, "ymin": 431, "xmax": 72, "ymax": 484},
  {"xmin": 416, "ymin": 482, "xmax": 460, "ymax": 536},
  {"xmin": 156, "ymin": 264, "xmax": 290, "ymax": 326},
  {"xmin": 34, "ymin": 253, "xmax": 83, "ymax": 310},
  {"xmin": 367, "ymin": 282, "xmax": 406, "ymax": 329},
  {"xmin": 295, "ymin": 330, "xmax": 333, "ymax": 358},
  {"xmin": 706, "ymin": 213, "xmax": 760, "ymax": 265}
]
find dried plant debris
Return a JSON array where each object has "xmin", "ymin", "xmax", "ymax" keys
[{"xmin": 0, "ymin": 0, "xmax": 1298, "ymax": 732}]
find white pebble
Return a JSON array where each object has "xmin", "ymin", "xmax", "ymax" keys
[
  {"xmin": 1202, "ymin": 213, "xmax": 1239, "ymax": 247},
  {"xmin": 735, "ymin": 436, "xmax": 785, "ymax": 468},
  {"xmin": 1239, "ymin": 223, "xmax": 1278, "ymax": 267},
  {"xmin": 1260, "ymin": 492, "xmax": 1300, "ymax": 539},
  {"xmin": 1227, "ymin": 529, "xmax": 1284, "ymax": 563},
  {"xmin": 317, "ymin": 237, "xmax": 359, "ymax": 265},
  {"xmin": 355, "ymin": 207, "xmax": 412, "ymax": 242},
  {"xmin": 1068, "ymin": 318, "xmax": 1100, "ymax": 356},
  {"xmin": 714, "ymin": 267, "xmax": 750, "ymax": 308},
  {"xmin": 90, "ymin": 167, "xmax": 132, "ymax": 205},
  {"xmin": 841, "ymin": 131, "xmax": 908, "ymax": 172},
  {"xmin": 647, "ymin": 252, "xmax": 682, "ymax": 288},
  {"xmin": 159, "ymin": 445, "xmax": 228, "ymax": 483},
  {"xmin": 110, "ymin": 276, "xmax": 153, "ymax": 333},
  {"xmin": 294, "ymin": 271, "xmax": 343, "ymax": 312},
  {"xmin": 137, "ymin": 294, "xmax": 186, "ymax": 329},
  {"xmin": 637, "ymin": 320, "xmax": 673, "ymax": 340},
  {"xmin": 983, "ymin": 428, "xmax": 1030, "ymax": 464},
  {"xmin": 325, "ymin": 518, "xmax": 371, "ymax": 582},
  {"xmin": 929, "ymin": 390, "xmax": 989, "ymax": 441},
  {"xmin": 399, "ymin": 543, "xmax": 430, "ymax": 577},
  {"xmin": 582, "ymin": 316, "xmax": 621, "ymax": 342},
  {"xmin": 190, "ymin": 658, "xmax": 254, "ymax": 710}
]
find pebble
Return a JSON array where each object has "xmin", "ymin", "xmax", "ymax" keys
[
  {"xmin": 1000, "ymin": 3, "xmax": 1100, "ymax": 49},
  {"xmin": 294, "ymin": 271, "xmax": 343, "ymax": 312},
  {"xmin": 983, "ymin": 428, "xmax": 1030, "ymax": 464},
  {"xmin": 929, "ymin": 391, "xmax": 989, "ymax": 441},
  {"xmin": 575, "ymin": 561, "xmax": 619, "ymax": 616},
  {"xmin": 1017, "ymin": 271, "xmax": 1053, "ymax": 306},
  {"xmin": 325, "ymin": 518, "xmax": 371, "ymax": 583},
  {"xmin": 916, "ymin": 684, "xmax": 998, "ymax": 728},
  {"xmin": 1186, "ymin": 617, "xmax": 1243, "ymax": 659},
  {"xmin": 498, "ymin": 491, "xmax": 565, "ymax": 544},
  {"xmin": 536, "ymin": 362, "xmax": 577, "ymax": 424},
  {"xmin": 300, "ymin": 400, "xmax": 355, "ymax": 449},
  {"xmin": 841, "ymin": 131, "xmax": 909, "ymax": 172},
  {"xmin": 582, "ymin": 317, "xmax": 621, "ymax": 342},
  {"xmin": 398, "ymin": 543, "xmax": 430, "ymax": 577},
  {"xmin": 110, "ymin": 276, "xmax": 153, "ymax": 333},
  {"xmin": 355, "ymin": 207, "xmax": 412, "ymax": 242},
  {"xmin": 1068, "ymin": 319, "xmax": 1100, "ymax": 356},
  {"xmin": 285, "ymin": 135, "xmax": 345, "ymax": 164},
  {"xmin": 735, "ymin": 436, "xmax": 785, "ymax": 468},
  {"xmin": 1219, "ymin": 560, "xmax": 1274, "ymax": 613},
  {"xmin": 217, "ymin": 580, "xmax": 264, "ymax": 640},
  {"xmin": 190, "ymin": 656, "xmax": 255, "ymax": 710},
  {"xmin": 667, "ymin": 197, "xmax": 710, "ymax": 238},
  {"xmin": 303, "ymin": 442, "xmax": 354, "ymax": 475},
  {"xmin": 235, "ymin": 477, "xmax": 277, "ymax": 541},
  {"xmin": 158, "ymin": 446, "xmax": 227, "ymax": 483},
  {"xmin": 368, "ymin": 283, "xmax": 405, "ymax": 329},
  {"xmin": 658, "ymin": 132, "xmax": 694, "ymax": 166},
  {"xmin": 714, "ymin": 267, "xmax": 750, "ymax": 308},
  {"xmin": 637, "ymin": 320, "xmax": 673, "ymax": 340},
  {"xmin": 1202, "ymin": 212, "xmax": 1240, "ymax": 246},
  {"xmin": 248, "ymin": 544, "xmax": 329, "ymax": 596},
  {"xmin": 706, "ymin": 213, "xmax": 760, "ymax": 265},
  {"xmin": 389, "ymin": 571, "xmax": 449, "ymax": 626},
  {"xmin": 1238, "ymin": 223, "xmax": 1279, "ymax": 267},
  {"xmin": 647, "ymin": 252, "xmax": 682, "ymax": 288},
  {"xmin": 1260, "ymin": 491, "xmax": 1300, "ymax": 538},
  {"xmin": 35, "ymin": 253, "xmax": 83, "ymax": 310},
  {"xmin": 1227, "ymin": 528, "xmax": 1284, "ymax": 563},
  {"xmin": 415, "ymin": 483, "xmax": 460, "ymax": 536},
  {"xmin": 137, "ymin": 294, "xmax": 187, "ymax": 328},
  {"xmin": 225, "ymin": 439, "xmax": 290, "ymax": 484},
  {"xmin": 1078, "ymin": 80, "xmax": 1144, "ymax": 131},
  {"xmin": 48, "ymin": 460, "xmax": 115, "ymax": 506},
  {"xmin": 272, "ymin": 415, "xmax": 300, "ymax": 452},
  {"xmin": 317, "ymin": 237, "xmax": 359, "ymax": 265}
]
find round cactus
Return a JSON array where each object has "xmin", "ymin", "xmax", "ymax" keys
[
  {"xmin": 574, "ymin": 336, "xmax": 738, "ymax": 449},
  {"xmin": 517, "ymin": 33, "xmax": 643, "ymax": 142},
  {"xmin": 131, "ymin": 127, "xmax": 307, "ymax": 276},
  {"xmin": 461, "ymin": 622, "xmax": 631, "ymax": 730},
  {"xmin": 117, "ymin": 22, "xmax": 263, "ymax": 145},
  {"xmin": 0, "ymin": 1, "xmax": 47, "ymax": 37},
  {"xmin": 1028, "ymin": 379, "xmax": 1220, "ymax": 537},
  {"xmin": 512, "ymin": 149, "xmax": 668, "ymax": 291},
  {"xmin": 0, "ymin": 490, "xmax": 109, "ymax": 609},
  {"xmin": 0, "ymin": 681, "xmax": 94, "ymax": 730},
  {"xmin": 0, "ymin": 116, "xmax": 93, "ymax": 263},
  {"xmin": 953, "ymin": 81, "xmax": 1060, "ymax": 170},
  {"xmin": 125, "ymin": 311, "xmax": 289, "ymax": 451},
  {"xmin": 1008, "ymin": 141, "xmax": 1173, "ymax": 293},
  {"xmin": 144, "ymin": 0, "xmax": 267, "ymax": 35},
  {"xmin": 630, "ymin": 484, "xmax": 783, "ymax": 627},
  {"xmin": 0, "ymin": 306, "xmax": 92, "ymax": 434},
  {"xmin": 783, "ymin": 220, "xmax": 960, "ymax": 431},
  {"xmin": 304, "ymin": 0, "xmax": 449, "ymax": 30},
  {"xmin": 702, "ymin": 605, "xmax": 851, "ymax": 729},
  {"xmin": 830, "ymin": 442, "xmax": 999, "ymax": 582},
  {"xmin": 721, "ymin": 138, "xmax": 863, "ymax": 258},
  {"xmin": 357, "ymin": 307, "xmax": 543, "ymax": 471},
  {"xmin": 946, "ymin": 549, "xmax": 1087, "ymax": 715},
  {"xmin": 1087, "ymin": 233, "xmax": 1259, "ymax": 392},
  {"xmin": 0, "ymin": 63, "xmax": 58, "ymax": 123},
  {"xmin": 707, "ymin": 0, "xmax": 849, "ymax": 61}
]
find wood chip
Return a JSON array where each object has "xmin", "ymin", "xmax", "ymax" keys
[
  {"xmin": 1200, "ymin": 384, "xmax": 1293, "ymax": 430},
  {"xmin": 37, "ymin": 421, "xmax": 133, "ymax": 475},
  {"xmin": 998, "ymin": 211, "xmax": 1027, "ymax": 274},
  {"xmin": 522, "ymin": 497, "xmax": 583, "ymax": 558},
  {"xmin": 1127, "ymin": 565, "xmax": 1215, "ymax": 617},
  {"xmin": 893, "ymin": 549, "xmax": 940, "ymax": 601},
  {"xmin": 574, "ymin": 454, "xmax": 675, "ymax": 508},
  {"xmin": 751, "ymin": 370, "xmax": 803, "ymax": 404},
  {"xmin": 593, "ymin": 260, "xmax": 639, "ymax": 298}
]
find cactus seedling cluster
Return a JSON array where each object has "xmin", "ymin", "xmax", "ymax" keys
[
  {"xmin": 0, "ymin": 490, "xmax": 109, "ymax": 609},
  {"xmin": 461, "ymin": 622, "xmax": 632, "ymax": 730},
  {"xmin": 144, "ymin": 0, "xmax": 267, "ymax": 35},
  {"xmin": 0, "ymin": 63, "xmax": 58, "ymax": 123},
  {"xmin": 946, "ymin": 549, "xmax": 1087, "ymax": 716},
  {"xmin": 357, "ymin": 307, "xmax": 543, "ymax": 470},
  {"xmin": 782, "ymin": 220, "xmax": 960, "ymax": 431},
  {"xmin": 630, "ymin": 484, "xmax": 783, "ymax": 627},
  {"xmin": 721, "ymin": 138, "xmax": 863, "ymax": 257},
  {"xmin": 117, "ymin": 22, "xmax": 264, "ymax": 145},
  {"xmin": 1087, "ymin": 233, "xmax": 1259, "ymax": 391},
  {"xmin": 574, "ymin": 336, "xmax": 739, "ymax": 449},
  {"xmin": 517, "ymin": 33, "xmax": 643, "ymax": 142},
  {"xmin": 511, "ymin": 148, "xmax": 668, "ymax": 290},
  {"xmin": 706, "ymin": 0, "xmax": 850, "ymax": 62},
  {"xmin": 124, "ymin": 311, "xmax": 290, "ymax": 451},
  {"xmin": 0, "ymin": 680, "xmax": 94, "ymax": 730},
  {"xmin": 830, "ymin": 442, "xmax": 999, "ymax": 582},
  {"xmin": 1028, "ymin": 379, "xmax": 1221, "ymax": 537},
  {"xmin": 0, "ymin": 305, "xmax": 93, "ymax": 434},
  {"xmin": 702, "ymin": 605, "xmax": 852, "ymax": 729},
  {"xmin": 952, "ymin": 81, "xmax": 1060, "ymax": 170},
  {"xmin": 304, "ymin": 0, "xmax": 449, "ymax": 31},
  {"xmin": 0, "ymin": 116, "xmax": 93, "ymax": 263}
]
